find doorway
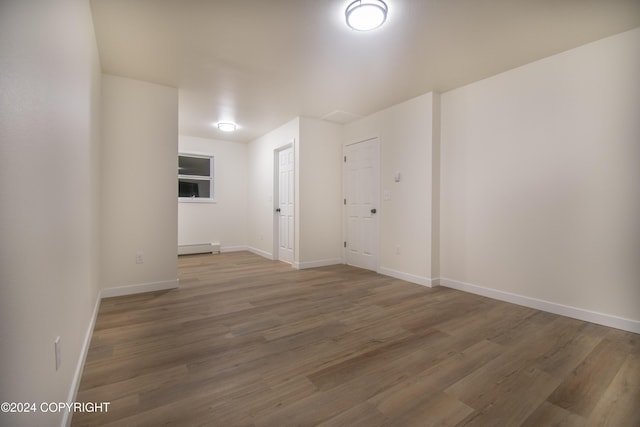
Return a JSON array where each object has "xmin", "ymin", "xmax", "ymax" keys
[
  {"xmin": 274, "ymin": 144, "xmax": 294, "ymax": 263},
  {"xmin": 344, "ymin": 137, "xmax": 379, "ymax": 271}
]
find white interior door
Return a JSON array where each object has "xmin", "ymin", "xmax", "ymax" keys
[
  {"xmin": 345, "ymin": 138, "xmax": 379, "ymax": 271},
  {"xmin": 277, "ymin": 146, "xmax": 294, "ymax": 263}
]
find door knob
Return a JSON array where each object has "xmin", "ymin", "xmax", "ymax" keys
[
  {"xmin": 276, "ymin": 208, "xmax": 281, "ymax": 213},
  {"xmin": 371, "ymin": 208, "xmax": 377, "ymax": 214}
]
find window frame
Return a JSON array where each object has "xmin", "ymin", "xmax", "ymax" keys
[{"xmin": 178, "ymin": 152, "xmax": 215, "ymax": 203}]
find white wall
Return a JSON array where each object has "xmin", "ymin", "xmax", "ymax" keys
[
  {"xmin": 344, "ymin": 93, "xmax": 440, "ymax": 285},
  {"xmin": 297, "ymin": 118, "xmax": 343, "ymax": 267},
  {"xmin": 0, "ymin": 1, "xmax": 101, "ymax": 426},
  {"xmin": 101, "ymin": 75, "xmax": 178, "ymax": 292},
  {"xmin": 440, "ymin": 28, "xmax": 640, "ymax": 329},
  {"xmin": 247, "ymin": 118, "xmax": 300, "ymax": 259},
  {"xmin": 178, "ymin": 135, "xmax": 247, "ymax": 251},
  {"xmin": 246, "ymin": 117, "xmax": 343, "ymax": 267}
]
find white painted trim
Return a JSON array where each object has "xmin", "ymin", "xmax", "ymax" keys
[
  {"xmin": 378, "ymin": 267, "xmax": 435, "ymax": 288},
  {"xmin": 294, "ymin": 258, "xmax": 343, "ymax": 270},
  {"xmin": 178, "ymin": 152, "xmax": 215, "ymax": 202},
  {"xmin": 100, "ymin": 279, "xmax": 179, "ymax": 298},
  {"xmin": 344, "ymin": 136, "xmax": 380, "ymax": 147},
  {"xmin": 63, "ymin": 278, "xmax": 177, "ymax": 425},
  {"xmin": 220, "ymin": 245, "xmax": 248, "ymax": 253},
  {"xmin": 439, "ymin": 277, "xmax": 640, "ymax": 334},
  {"xmin": 247, "ymin": 246, "xmax": 273, "ymax": 260},
  {"xmin": 178, "ymin": 198, "xmax": 217, "ymax": 204},
  {"xmin": 61, "ymin": 293, "xmax": 101, "ymax": 427}
]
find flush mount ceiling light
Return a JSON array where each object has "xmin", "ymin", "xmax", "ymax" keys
[
  {"xmin": 216, "ymin": 122, "xmax": 237, "ymax": 132},
  {"xmin": 345, "ymin": 0, "xmax": 388, "ymax": 31}
]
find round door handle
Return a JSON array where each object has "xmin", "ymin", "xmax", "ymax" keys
[
  {"xmin": 276, "ymin": 208, "xmax": 281, "ymax": 213},
  {"xmin": 371, "ymin": 208, "xmax": 377, "ymax": 214}
]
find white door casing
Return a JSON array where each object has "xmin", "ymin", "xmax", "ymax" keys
[
  {"xmin": 276, "ymin": 145, "xmax": 294, "ymax": 263},
  {"xmin": 344, "ymin": 138, "xmax": 379, "ymax": 271}
]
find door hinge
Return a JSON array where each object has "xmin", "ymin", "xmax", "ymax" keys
[
  {"xmin": 344, "ymin": 198, "xmax": 346, "ymax": 205},
  {"xmin": 344, "ymin": 155, "xmax": 347, "ymax": 163},
  {"xmin": 344, "ymin": 241, "xmax": 347, "ymax": 248}
]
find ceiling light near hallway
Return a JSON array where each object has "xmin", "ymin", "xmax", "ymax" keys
[
  {"xmin": 345, "ymin": 0, "xmax": 388, "ymax": 31},
  {"xmin": 216, "ymin": 122, "xmax": 237, "ymax": 132}
]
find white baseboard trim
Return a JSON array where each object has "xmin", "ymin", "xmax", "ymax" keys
[
  {"xmin": 220, "ymin": 245, "xmax": 248, "ymax": 253},
  {"xmin": 294, "ymin": 258, "xmax": 343, "ymax": 270},
  {"xmin": 100, "ymin": 279, "xmax": 179, "ymax": 298},
  {"xmin": 378, "ymin": 267, "xmax": 435, "ymax": 288},
  {"xmin": 63, "ymin": 279, "xmax": 178, "ymax": 424},
  {"xmin": 247, "ymin": 246, "xmax": 273, "ymax": 260},
  {"xmin": 61, "ymin": 292, "xmax": 101, "ymax": 427},
  {"xmin": 439, "ymin": 277, "xmax": 640, "ymax": 334}
]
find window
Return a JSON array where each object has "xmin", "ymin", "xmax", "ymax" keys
[{"xmin": 178, "ymin": 154, "xmax": 214, "ymax": 202}]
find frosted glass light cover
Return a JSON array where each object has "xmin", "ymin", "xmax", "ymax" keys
[
  {"xmin": 346, "ymin": 0, "xmax": 388, "ymax": 31},
  {"xmin": 217, "ymin": 122, "xmax": 237, "ymax": 132}
]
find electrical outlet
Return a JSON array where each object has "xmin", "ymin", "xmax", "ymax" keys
[
  {"xmin": 136, "ymin": 252, "xmax": 144, "ymax": 264},
  {"xmin": 54, "ymin": 336, "xmax": 61, "ymax": 371}
]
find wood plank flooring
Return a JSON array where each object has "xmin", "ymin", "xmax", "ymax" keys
[{"xmin": 73, "ymin": 252, "xmax": 640, "ymax": 426}]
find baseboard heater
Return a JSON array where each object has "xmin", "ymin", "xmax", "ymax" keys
[{"xmin": 178, "ymin": 242, "xmax": 221, "ymax": 256}]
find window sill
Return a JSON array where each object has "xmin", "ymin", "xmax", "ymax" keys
[{"xmin": 178, "ymin": 198, "xmax": 217, "ymax": 204}]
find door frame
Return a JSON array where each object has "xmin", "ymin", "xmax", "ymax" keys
[
  {"xmin": 343, "ymin": 137, "xmax": 380, "ymax": 271},
  {"xmin": 273, "ymin": 141, "xmax": 295, "ymax": 264}
]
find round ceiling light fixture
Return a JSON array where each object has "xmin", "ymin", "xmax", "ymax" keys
[
  {"xmin": 345, "ymin": 0, "xmax": 388, "ymax": 31},
  {"xmin": 216, "ymin": 122, "xmax": 237, "ymax": 132}
]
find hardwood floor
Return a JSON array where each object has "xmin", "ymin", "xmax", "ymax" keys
[{"xmin": 73, "ymin": 252, "xmax": 640, "ymax": 426}]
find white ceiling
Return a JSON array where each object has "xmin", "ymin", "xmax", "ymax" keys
[{"xmin": 90, "ymin": 0, "xmax": 640, "ymax": 142}]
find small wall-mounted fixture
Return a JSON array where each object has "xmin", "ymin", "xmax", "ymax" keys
[
  {"xmin": 345, "ymin": 0, "xmax": 388, "ymax": 31},
  {"xmin": 216, "ymin": 122, "xmax": 237, "ymax": 132}
]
